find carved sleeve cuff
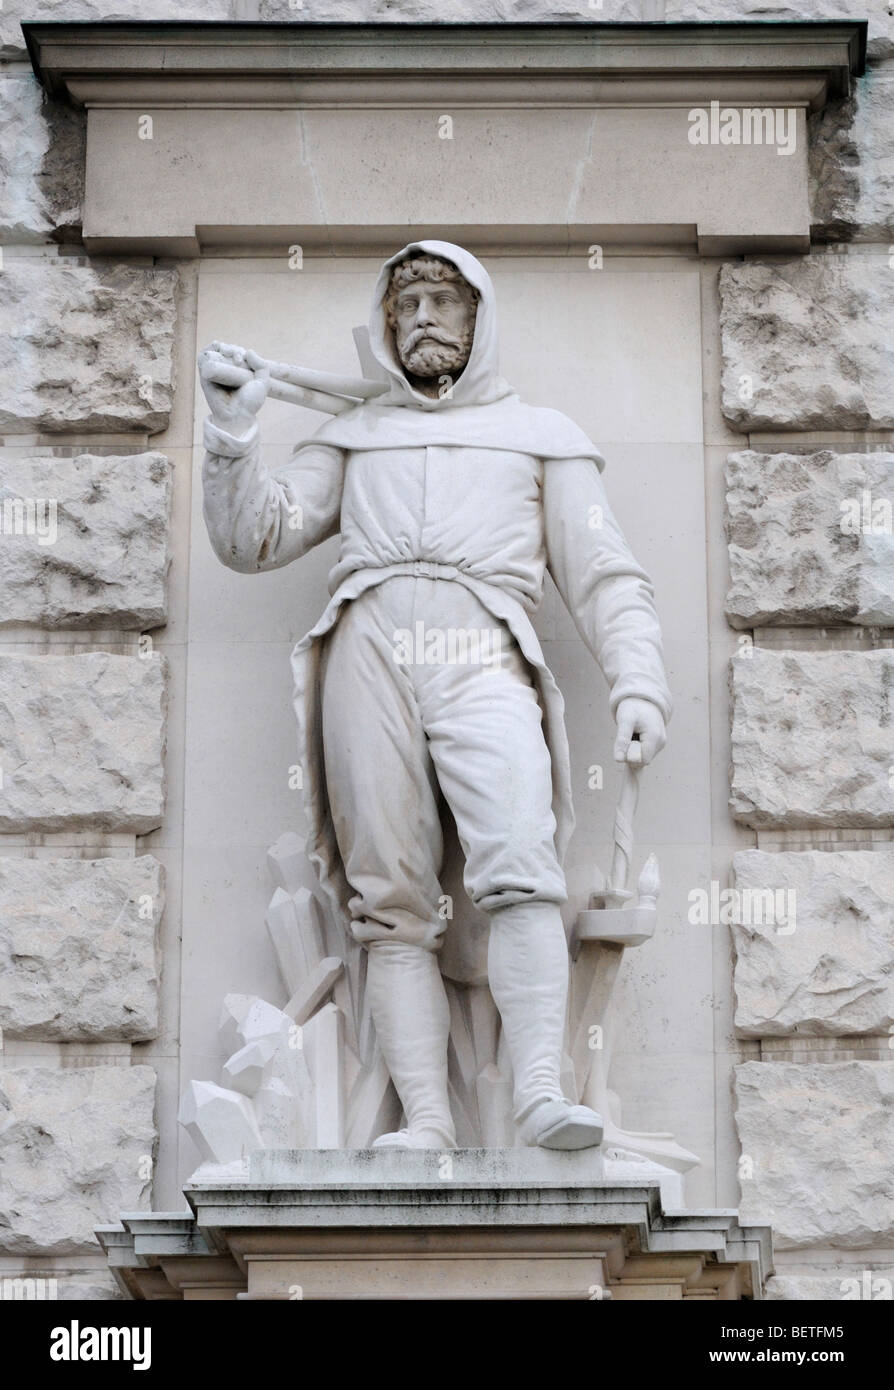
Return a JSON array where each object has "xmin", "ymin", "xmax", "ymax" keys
[{"xmin": 203, "ymin": 416, "xmax": 260, "ymax": 459}]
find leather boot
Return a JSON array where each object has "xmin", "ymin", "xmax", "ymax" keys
[
  {"xmin": 366, "ymin": 939, "xmax": 456, "ymax": 1149},
  {"xmin": 488, "ymin": 901, "xmax": 603, "ymax": 1150}
]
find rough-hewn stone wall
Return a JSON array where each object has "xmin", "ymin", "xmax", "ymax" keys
[
  {"xmin": 0, "ymin": 0, "xmax": 180, "ymax": 1302},
  {"xmin": 693, "ymin": 1, "xmax": 894, "ymax": 1302}
]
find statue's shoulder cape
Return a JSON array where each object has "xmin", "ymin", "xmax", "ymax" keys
[{"xmin": 301, "ymin": 394, "xmax": 606, "ymax": 470}]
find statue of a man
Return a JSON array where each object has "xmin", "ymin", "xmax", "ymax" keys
[{"xmin": 200, "ymin": 241, "xmax": 671, "ymax": 1152}]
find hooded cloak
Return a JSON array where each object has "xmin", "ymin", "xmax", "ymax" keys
[
  {"xmin": 297, "ymin": 240, "xmax": 606, "ymax": 467},
  {"xmin": 289, "ymin": 241, "xmax": 599, "ymax": 983}
]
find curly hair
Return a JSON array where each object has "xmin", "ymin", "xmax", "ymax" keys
[{"xmin": 384, "ymin": 254, "xmax": 479, "ymax": 329}]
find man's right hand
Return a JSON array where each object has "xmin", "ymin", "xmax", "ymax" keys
[{"xmin": 199, "ymin": 342, "xmax": 270, "ymax": 438}]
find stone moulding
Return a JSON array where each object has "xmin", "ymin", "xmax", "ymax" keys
[
  {"xmin": 97, "ymin": 1150, "xmax": 774, "ymax": 1301},
  {"xmin": 23, "ymin": 20, "xmax": 866, "ymax": 257}
]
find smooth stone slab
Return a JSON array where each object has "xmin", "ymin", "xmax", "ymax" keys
[
  {"xmin": 249, "ymin": 1145, "xmax": 608, "ymax": 1186},
  {"xmin": 735, "ymin": 1061, "xmax": 894, "ymax": 1249},
  {"xmin": 725, "ymin": 449, "xmax": 894, "ymax": 627},
  {"xmin": 0, "ymin": 262, "xmax": 176, "ymax": 434},
  {"xmin": 0, "ymin": 452, "xmax": 172, "ymax": 628},
  {"xmin": 730, "ymin": 648, "xmax": 894, "ymax": 829},
  {"xmin": 0, "ymin": 855, "xmax": 163, "ymax": 1041},
  {"xmin": 244, "ymin": 1145, "xmax": 687, "ymax": 1208},
  {"xmin": 0, "ymin": 1065, "xmax": 156, "ymax": 1255},
  {"xmin": 0, "ymin": 653, "xmax": 167, "ymax": 833},
  {"xmin": 720, "ymin": 258, "xmax": 894, "ymax": 431},
  {"xmin": 732, "ymin": 849, "xmax": 894, "ymax": 1036}
]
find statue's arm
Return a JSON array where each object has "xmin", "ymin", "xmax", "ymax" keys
[
  {"xmin": 542, "ymin": 456, "xmax": 673, "ymax": 751},
  {"xmin": 202, "ymin": 419, "xmax": 345, "ymax": 573}
]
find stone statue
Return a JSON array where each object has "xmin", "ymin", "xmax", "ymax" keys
[{"xmin": 199, "ymin": 241, "xmax": 671, "ymax": 1152}]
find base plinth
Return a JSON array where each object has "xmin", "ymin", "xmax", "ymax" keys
[{"xmin": 98, "ymin": 1149, "xmax": 772, "ymax": 1301}]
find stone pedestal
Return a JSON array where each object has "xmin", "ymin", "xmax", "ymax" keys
[{"xmin": 99, "ymin": 1150, "xmax": 772, "ymax": 1301}]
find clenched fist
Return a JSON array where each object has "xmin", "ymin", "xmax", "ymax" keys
[
  {"xmin": 199, "ymin": 341, "xmax": 270, "ymax": 438},
  {"xmin": 613, "ymin": 697, "xmax": 666, "ymax": 766}
]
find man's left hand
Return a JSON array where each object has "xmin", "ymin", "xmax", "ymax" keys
[{"xmin": 613, "ymin": 698, "xmax": 666, "ymax": 766}]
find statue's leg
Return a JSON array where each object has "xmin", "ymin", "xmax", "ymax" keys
[
  {"xmin": 417, "ymin": 583, "xmax": 601, "ymax": 1149},
  {"xmin": 365, "ymin": 940, "xmax": 455, "ymax": 1150},
  {"xmin": 320, "ymin": 580, "xmax": 455, "ymax": 1147},
  {"xmin": 487, "ymin": 902, "xmax": 602, "ymax": 1150}
]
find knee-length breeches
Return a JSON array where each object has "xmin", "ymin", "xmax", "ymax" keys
[{"xmin": 320, "ymin": 575, "xmax": 567, "ymax": 951}]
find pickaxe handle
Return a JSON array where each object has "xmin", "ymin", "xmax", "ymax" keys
[
  {"xmin": 607, "ymin": 738, "xmax": 642, "ymax": 897},
  {"xmin": 199, "ymin": 344, "xmax": 389, "ymax": 417}
]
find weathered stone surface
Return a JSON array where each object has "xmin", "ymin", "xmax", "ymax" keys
[
  {"xmin": 810, "ymin": 75, "xmax": 894, "ymax": 241},
  {"xmin": 0, "ymin": 78, "xmax": 48, "ymax": 241},
  {"xmin": 37, "ymin": 95, "xmax": 87, "ymax": 244},
  {"xmin": 730, "ymin": 649, "xmax": 894, "ymax": 829},
  {"xmin": 0, "ymin": 1065, "xmax": 156, "ymax": 1255},
  {"xmin": 719, "ymin": 258, "xmax": 894, "ymax": 432},
  {"xmin": 0, "ymin": 653, "xmax": 167, "ymax": 833},
  {"xmin": 725, "ymin": 450, "xmax": 894, "ymax": 627},
  {"xmin": 0, "ymin": 452, "xmax": 172, "ymax": 628},
  {"xmin": 0, "ymin": 856, "xmax": 163, "ymax": 1041},
  {"xmin": 258, "ymin": 0, "xmax": 647, "ymax": 18},
  {"xmin": 0, "ymin": 263, "xmax": 176, "ymax": 434},
  {"xmin": 1, "ymin": 0, "xmax": 236, "ymax": 56},
  {"xmin": 735, "ymin": 1061, "xmax": 894, "ymax": 1249},
  {"xmin": 732, "ymin": 849, "xmax": 894, "ymax": 1037},
  {"xmin": 765, "ymin": 1271, "xmax": 894, "ymax": 1300},
  {"xmin": 0, "ymin": 77, "xmax": 84, "ymax": 242},
  {"xmin": 665, "ymin": 0, "xmax": 894, "ymax": 60},
  {"xmin": 56, "ymin": 1271, "xmax": 126, "ymax": 1301}
]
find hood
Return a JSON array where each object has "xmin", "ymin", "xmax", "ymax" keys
[{"xmin": 368, "ymin": 240, "xmax": 514, "ymax": 411}]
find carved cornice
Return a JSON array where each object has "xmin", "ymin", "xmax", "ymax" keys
[
  {"xmin": 26, "ymin": 20, "xmax": 865, "ymax": 109},
  {"xmin": 22, "ymin": 21, "xmax": 867, "ymax": 256}
]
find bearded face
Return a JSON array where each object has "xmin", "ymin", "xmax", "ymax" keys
[{"xmin": 385, "ymin": 255, "xmax": 479, "ymax": 384}]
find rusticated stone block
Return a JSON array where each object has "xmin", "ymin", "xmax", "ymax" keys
[
  {"xmin": 725, "ymin": 450, "xmax": 894, "ymax": 627},
  {"xmin": 0, "ymin": 1065, "xmax": 156, "ymax": 1255},
  {"xmin": 0, "ymin": 452, "xmax": 172, "ymax": 628},
  {"xmin": 55, "ymin": 1271, "xmax": 125, "ymax": 1301},
  {"xmin": 0, "ymin": 262, "xmax": 176, "ymax": 434},
  {"xmin": 730, "ymin": 648, "xmax": 894, "ymax": 829},
  {"xmin": 0, "ymin": 653, "xmax": 167, "ymax": 833},
  {"xmin": 732, "ymin": 849, "xmax": 894, "ymax": 1036},
  {"xmin": 665, "ymin": 0, "xmax": 894, "ymax": 60},
  {"xmin": 766, "ymin": 1271, "xmax": 894, "ymax": 1300},
  {"xmin": 720, "ymin": 258, "xmax": 894, "ymax": 432},
  {"xmin": 258, "ymin": 0, "xmax": 648, "ymax": 17},
  {"xmin": 0, "ymin": 76, "xmax": 84, "ymax": 242},
  {"xmin": 735, "ymin": 1061, "xmax": 894, "ymax": 1249},
  {"xmin": 1, "ymin": 0, "xmax": 236, "ymax": 57},
  {"xmin": 810, "ymin": 75, "xmax": 894, "ymax": 241},
  {"xmin": 0, "ymin": 855, "xmax": 163, "ymax": 1041}
]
